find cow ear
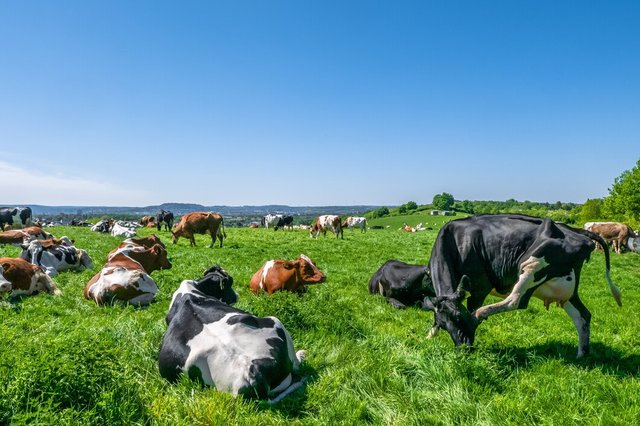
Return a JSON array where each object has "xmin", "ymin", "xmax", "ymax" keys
[{"xmin": 283, "ymin": 261, "xmax": 296, "ymax": 270}]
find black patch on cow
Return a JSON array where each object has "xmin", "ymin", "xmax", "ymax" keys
[{"xmin": 226, "ymin": 314, "xmax": 276, "ymax": 329}]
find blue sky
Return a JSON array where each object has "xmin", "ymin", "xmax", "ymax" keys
[{"xmin": 1, "ymin": 1, "xmax": 638, "ymax": 206}]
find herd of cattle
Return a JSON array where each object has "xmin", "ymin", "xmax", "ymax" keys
[{"xmin": 0, "ymin": 205, "xmax": 638, "ymax": 403}]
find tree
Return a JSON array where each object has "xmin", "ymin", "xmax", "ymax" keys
[
  {"xmin": 405, "ymin": 201, "xmax": 418, "ymax": 210},
  {"xmin": 580, "ymin": 198, "xmax": 603, "ymax": 222},
  {"xmin": 432, "ymin": 193, "xmax": 454, "ymax": 210},
  {"xmin": 603, "ymin": 160, "xmax": 640, "ymax": 221}
]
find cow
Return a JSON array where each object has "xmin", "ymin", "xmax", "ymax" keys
[
  {"xmin": 583, "ymin": 222, "xmax": 638, "ymax": 254},
  {"xmin": 249, "ymin": 254, "xmax": 326, "ymax": 294},
  {"xmin": 111, "ymin": 222, "xmax": 137, "ymax": 238},
  {"xmin": 91, "ymin": 219, "xmax": 113, "ymax": 233},
  {"xmin": 368, "ymin": 260, "xmax": 434, "ymax": 309},
  {"xmin": 0, "ymin": 257, "xmax": 61, "ymax": 296},
  {"xmin": 84, "ymin": 243, "xmax": 171, "ymax": 306},
  {"xmin": 140, "ymin": 216, "xmax": 157, "ymax": 227},
  {"xmin": 0, "ymin": 227, "xmax": 53, "ymax": 246},
  {"xmin": 108, "ymin": 234, "xmax": 166, "ymax": 258},
  {"xmin": 261, "ymin": 214, "xmax": 283, "ymax": 229},
  {"xmin": 157, "ymin": 209, "xmax": 175, "ymax": 231},
  {"xmin": 627, "ymin": 236, "xmax": 640, "ymax": 253},
  {"xmin": 172, "ymin": 212, "xmax": 226, "ymax": 248},
  {"xmin": 275, "ymin": 215, "xmax": 294, "ymax": 231},
  {"xmin": 421, "ymin": 214, "xmax": 622, "ymax": 358},
  {"xmin": 19, "ymin": 239, "xmax": 93, "ymax": 277},
  {"xmin": 0, "ymin": 207, "xmax": 33, "ymax": 230},
  {"xmin": 342, "ymin": 216, "xmax": 367, "ymax": 233},
  {"xmin": 310, "ymin": 215, "xmax": 343, "ymax": 239},
  {"xmin": 158, "ymin": 265, "xmax": 306, "ymax": 403}
]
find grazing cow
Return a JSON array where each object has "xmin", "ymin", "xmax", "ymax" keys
[
  {"xmin": 0, "ymin": 257, "xmax": 61, "ymax": 296},
  {"xmin": 261, "ymin": 214, "xmax": 283, "ymax": 229},
  {"xmin": 275, "ymin": 215, "xmax": 294, "ymax": 231},
  {"xmin": 84, "ymin": 243, "xmax": 171, "ymax": 305},
  {"xmin": 368, "ymin": 260, "xmax": 434, "ymax": 309},
  {"xmin": 422, "ymin": 214, "xmax": 622, "ymax": 358},
  {"xmin": 159, "ymin": 266, "xmax": 306, "ymax": 403},
  {"xmin": 0, "ymin": 207, "xmax": 33, "ymax": 230},
  {"xmin": 583, "ymin": 222, "xmax": 638, "ymax": 254},
  {"xmin": 111, "ymin": 222, "xmax": 137, "ymax": 238},
  {"xmin": 172, "ymin": 212, "xmax": 226, "ymax": 248},
  {"xmin": 310, "ymin": 215, "xmax": 343, "ymax": 239},
  {"xmin": 157, "ymin": 209, "xmax": 175, "ymax": 231},
  {"xmin": 249, "ymin": 254, "xmax": 326, "ymax": 294},
  {"xmin": 20, "ymin": 239, "xmax": 93, "ymax": 277},
  {"xmin": 342, "ymin": 216, "xmax": 367, "ymax": 233}
]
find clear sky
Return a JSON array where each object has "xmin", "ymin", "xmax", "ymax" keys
[{"xmin": 1, "ymin": 1, "xmax": 639, "ymax": 206}]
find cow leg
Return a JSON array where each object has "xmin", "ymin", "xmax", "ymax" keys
[
  {"xmin": 474, "ymin": 256, "xmax": 544, "ymax": 321},
  {"xmin": 563, "ymin": 295, "xmax": 591, "ymax": 358},
  {"xmin": 190, "ymin": 235, "xmax": 196, "ymax": 247},
  {"xmin": 209, "ymin": 231, "xmax": 215, "ymax": 248}
]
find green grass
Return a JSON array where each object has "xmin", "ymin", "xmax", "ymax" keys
[
  {"xmin": 367, "ymin": 211, "xmax": 467, "ymax": 231},
  {"xmin": 1, "ymin": 224, "xmax": 639, "ymax": 425}
]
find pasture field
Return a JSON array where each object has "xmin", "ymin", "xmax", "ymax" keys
[{"xmin": 1, "ymin": 223, "xmax": 640, "ymax": 425}]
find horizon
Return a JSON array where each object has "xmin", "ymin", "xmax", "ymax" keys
[{"xmin": 2, "ymin": 1, "xmax": 639, "ymax": 206}]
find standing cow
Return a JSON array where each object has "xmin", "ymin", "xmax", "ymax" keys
[
  {"xmin": 422, "ymin": 214, "xmax": 621, "ymax": 358},
  {"xmin": 583, "ymin": 222, "xmax": 637, "ymax": 254},
  {"xmin": 0, "ymin": 207, "xmax": 33, "ymax": 230},
  {"xmin": 342, "ymin": 217, "xmax": 367, "ymax": 233},
  {"xmin": 157, "ymin": 209, "xmax": 175, "ymax": 231},
  {"xmin": 310, "ymin": 215, "xmax": 343, "ymax": 239},
  {"xmin": 172, "ymin": 212, "xmax": 226, "ymax": 248}
]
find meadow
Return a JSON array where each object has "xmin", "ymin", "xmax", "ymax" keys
[{"xmin": 1, "ymin": 217, "xmax": 639, "ymax": 425}]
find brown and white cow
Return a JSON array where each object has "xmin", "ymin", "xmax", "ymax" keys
[
  {"xmin": 172, "ymin": 212, "xmax": 226, "ymax": 248},
  {"xmin": 107, "ymin": 234, "xmax": 166, "ymax": 259},
  {"xmin": 84, "ymin": 243, "xmax": 171, "ymax": 306},
  {"xmin": 0, "ymin": 226, "xmax": 53, "ymax": 246},
  {"xmin": 310, "ymin": 215, "xmax": 343, "ymax": 239},
  {"xmin": 0, "ymin": 257, "xmax": 61, "ymax": 296},
  {"xmin": 584, "ymin": 222, "xmax": 638, "ymax": 254},
  {"xmin": 249, "ymin": 254, "xmax": 326, "ymax": 294},
  {"xmin": 140, "ymin": 216, "xmax": 157, "ymax": 227},
  {"xmin": 342, "ymin": 216, "xmax": 367, "ymax": 233}
]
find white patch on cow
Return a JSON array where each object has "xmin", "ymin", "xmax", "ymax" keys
[
  {"xmin": 184, "ymin": 313, "xmax": 293, "ymax": 395},
  {"xmin": 533, "ymin": 271, "xmax": 576, "ymax": 309},
  {"xmin": 260, "ymin": 260, "xmax": 275, "ymax": 290},
  {"xmin": 627, "ymin": 237, "xmax": 640, "ymax": 253},
  {"xmin": 0, "ymin": 265, "xmax": 11, "ymax": 294},
  {"xmin": 169, "ymin": 280, "xmax": 200, "ymax": 311},
  {"xmin": 563, "ymin": 301, "xmax": 589, "ymax": 358},
  {"xmin": 111, "ymin": 222, "xmax": 137, "ymax": 238},
  {"xmin": 87, "ymin": 266, "xmax": 158, "ymax": 305}
]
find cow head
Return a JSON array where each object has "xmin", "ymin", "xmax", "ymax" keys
[
  {"xmin": 171, "ymin": 226, "xmax": 184, "ymax": 244},
  {"xmin": 150, "ymin": 244, "xmax": 172, "ymax": 271},
  {"xmin": 422, "ymin": 276, "xmax": 478, "ymax": 347},
  {"xmin": 194, "ymin": 265, "xmax": 238, "ymax": 304},
  {"xmin": 0, "ymin": 264, "xmax": 11, "ymax": 294},
  {"xmin": 293, "ymin": 254, "xmax": 326, "ymax": 285}
]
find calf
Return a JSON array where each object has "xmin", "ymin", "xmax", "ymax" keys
[
  {"xmin": 250, "ymin": 254, "xmax": 326, "ymax": 294},
  {"xmin": 310, "ymin": 215, "xmax": 343, "ymax": 239},
  {"xmin": 84, "ymin": 243, "xmax": 171, "ymax": 305},
  {"xmin": 368, "ymin": 260, "xmax": 434, "ymax": 308},
  {"xmin": 20, "ymin": 240, "xmax": 93, "ymax": 277},
  {"xmin": 172, "ymin": 212, "xmax": 226, "ymax": 248},
  {"xmin": 422, "ymin": 214, "xmax": 622, "ymax": 358},
  {"xmin": 0, "ymin": 257, "xmax": 61, "ymax": 296},
  {"xmin": 342, "ymin": 216, "xmax": 367, "ymax": 233},
  {"xmin": 159, "ymin": 266, "xmax": 306, "ymax": 403}
]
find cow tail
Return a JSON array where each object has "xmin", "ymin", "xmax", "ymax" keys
[
  {"xmin": 268, "ymin": 376, "xmax": 307, "ymax": 405},
  {"xmin": 575, "ymin": 228, "xmax": 622, "ymax": 307}
]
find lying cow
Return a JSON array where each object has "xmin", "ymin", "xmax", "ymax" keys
[
  {"xmin": 91, "ymin": 220, "xmax": 113, "ymax": 233},
  {"xmin": 368, "ymin": 260, "xmax": 434, "ymax": 308},
  {"xmin": 249, "ymin": 254, "xmax": 326, "ymax": 294},
  {"xmin": 140, "ymin": 216, "xmax": 156, "ymax": 227},
  {"xmin": 84, "ymin": 243, "xmax": 171, "ymax": 305},
  {"xmin": 108, "ymin": 234, "xmax": 166, "ymax": 258},
  {"xmin": 20, "ymin": 239, "xmax": 93, "ymax": 277},
  {"xmin": 172, "ymin": 212, "xmax": 226, "ymax": 248},
  {"xmin": 111, "ymin": 222, "xmax": 137, "ymax": 238},
  {"xmin": 159, "ymin": 266, "xmax": 306, "ymax": 403},
  {"xmin": 310, "ymin": 215, "xmax": 343, "ymax": 239},
  {"xmin": 422, "ymin": 214, "xmax": 622, "ymax": 358},
  {"xmin": 342, "ymin": 216, "xmax": 367, "ymax": 233},
  {"xmin": 584, "ymin": 221, "xmax": 637, "ymax": 254},
  {"xmin": 0, "ymin": 257, "xmax": 61, "ymax": 296}
]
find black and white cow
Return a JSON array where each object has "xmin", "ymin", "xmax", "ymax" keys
[
  {"xmin": 20, "ymin": 239, "xmax": 93, "ymax": 277},
  {"xmin": 159, "ymin": 266, "xmax": 306, "ymax": 403},
  {"xmin": 157, "ymin": 209, "xmax": 175, "ymax": 231},
  {"xmin": 0, "ymin": 207, "xmax": 32, "ymax": 230},
  {"xmin": 368, "ymin": 260, "xmax": 434, "ymax": 309},
  {"xmin": 422, "ymin": 214, "xmax": 622, "ymax": 358},
  {"xmin": 275, "ymin": 215, "xmax": 294, "ymax": 231}
]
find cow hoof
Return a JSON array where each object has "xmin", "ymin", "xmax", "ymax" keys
[{"xmin": 296, "ymin": 350, "xmax": 306, "ymax": 363}]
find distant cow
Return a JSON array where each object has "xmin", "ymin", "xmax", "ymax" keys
[
  {"xmin": 0, "ymin": 257, "xmax": 61, "ymax": 296},
  {"xmin": 250, "ymin": 254, "xmax": 326, "ymax": 294},
  {"xmin": 111, "ymin": 222, "xmax": 137, "ymax": 238},
  {"xmin": 275, "ymin": 215, "xmax": 294, "ymax": 231},
  {"xmin": 310, "ymin": 215, "xmax": 343, "ymax": 239},
  {"xmin": 342, "ymin": 216, "xmax": 367, "ymax": 233},
  {"xmin": 157, "ymin": 209, "xmax": 175, "ymax": 231},
  {"xmin": 84, "ymin": 243, "xmax": 171, "ymax": 305},
  {"xmin": 584, "ymin": 222, "xmax": 638, "ymax": 254},
  {"xmin": 261, "ymin": 214, "xmax": 283, "ymax": 229},
  {"xmin": 20, "ymin": 239, "xmax": 93, "ymax": 277},
  {"xmin": 172, "ymin": 212, "xmax": 226, "ymax": 248},
  {"xmin": 159, "ymin": 266, "xmax": 306, "ymax": 403},
  {"xmin": 91, "ymin": 220, "xmax": 113, "ymax": 233},
  {"xmin": 368, "ymin": 260, "xmax": 434, "ymax": 309},
  {"xmin": 140, "ymin": 216, "xmax": 157, "ymax": 227},
  {"xmin": 422, "ymin": 214, "xmax": 622, "ymax": 358},
  {"xmin": 0, "ymin": 207, "xmax": 32, "ymax": 230}
]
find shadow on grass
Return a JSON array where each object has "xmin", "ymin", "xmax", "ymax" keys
[{"xmin": 486, "ymin": 341, "xmax": 640, "ymax": 378}]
